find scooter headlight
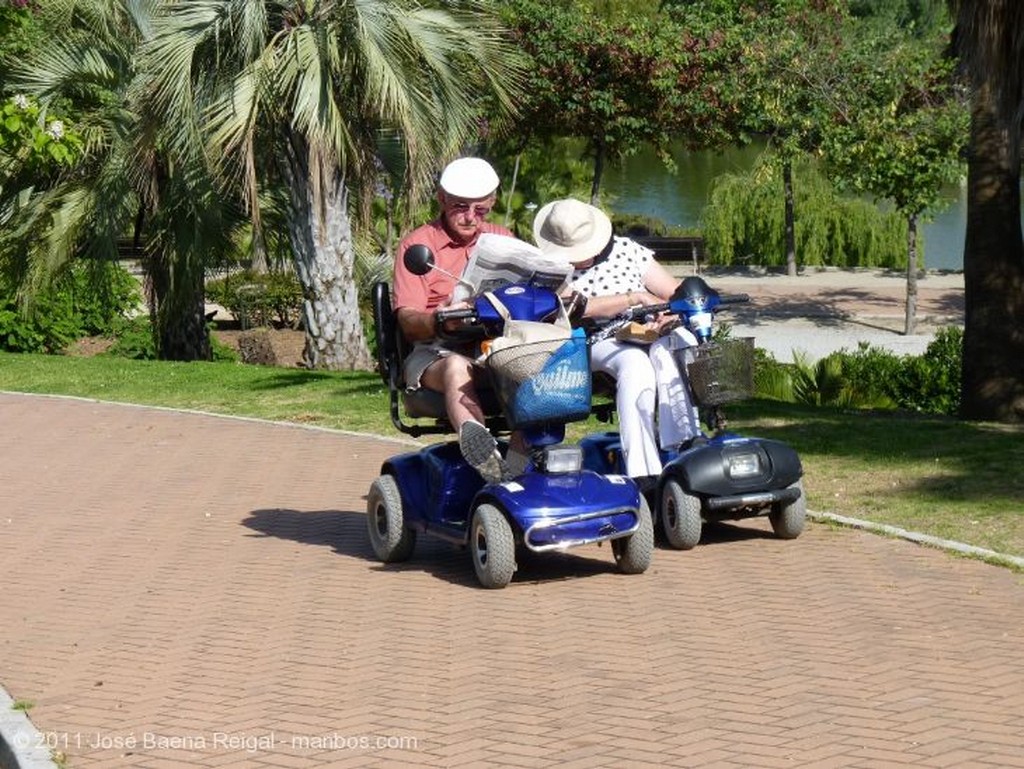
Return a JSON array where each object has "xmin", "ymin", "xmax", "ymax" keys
[
  {"xmin": 542, "ymin": 446, "xmax": 583, "ymax": 474},
  {"xmin": 726, "ymin": 452, "xmax": 762, "ymax": 478}
]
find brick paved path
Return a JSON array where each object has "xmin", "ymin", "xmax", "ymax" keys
[{"xmin": 2, "ymin": 393, "xmax": 1022, "ymax": 769}]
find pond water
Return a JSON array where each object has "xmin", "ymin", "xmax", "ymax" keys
[{"xmin": 603, "ymin": 143, "xmax": 968, "ymax": 271}]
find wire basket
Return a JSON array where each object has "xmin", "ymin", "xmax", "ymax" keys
[
  {"xmin": 486, "ymin": 332, "xmax": 592, "ymax": 429},
  {"xmin": 685, "ymin": 337, "xmax": 755, "ymax": 406}
]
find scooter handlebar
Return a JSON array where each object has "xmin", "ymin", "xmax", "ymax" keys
[
  {"xmin": 628, "ymin": 301, "xmax": 669, "ymax": 320},
  {"xmin": 434, "ymin": 307, "xmax": 476, "ymax": 323},
  {"xmin": 717, "ymin": 293, "xmax": 750, "ymax": 305}
]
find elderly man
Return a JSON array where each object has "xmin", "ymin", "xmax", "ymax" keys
[{"xmin": 392, "ymin": 157, "xmax": 514, "ymax": 483}]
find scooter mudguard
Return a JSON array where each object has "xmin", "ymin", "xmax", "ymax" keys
[
  {"xmin": 664, "ymin": 434, "xmax": 802, "ymax": 497},
  {"xmin": 480, "ymin": 470, "xmax": 642, "ymax": 552},
  {"xmin": 382, "ymin": 441, "xmax": 483, "ymax": 539},
  {"xmin": 579, "ymin": 431, "xmax": 626, "ymax": 475},
  {"xmin": 579, "ymin": 430, "xmax": 679, "ymax": 474}
]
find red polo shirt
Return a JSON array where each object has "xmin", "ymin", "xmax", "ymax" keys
[{"xmin": 393, "ymin": 219, "xmax": 513, "ymax": 313}]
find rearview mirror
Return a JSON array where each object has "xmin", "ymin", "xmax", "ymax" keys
[{"xmin": 403, "ymin": 244, "xmax": 435, "ymax": 276}]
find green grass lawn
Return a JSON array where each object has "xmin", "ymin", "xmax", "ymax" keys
[{"xmin": 3, "ymin": 351, "xmax": 1022, "ymax": 566}]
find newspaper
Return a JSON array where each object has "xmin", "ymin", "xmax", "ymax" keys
[{"xmin": 451, "ymin": 233, "xmax": 574, "ymax": 303}]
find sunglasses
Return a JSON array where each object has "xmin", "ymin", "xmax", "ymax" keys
[{"xmin": 446, "ymin": 200, "xmax": 493, "ymax": 218}]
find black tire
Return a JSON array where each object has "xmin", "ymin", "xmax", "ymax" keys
[
  {"xmin": 470, "ymin": 504, "xmax": 516, "ymax": 589},
  {"xmin": 366, "ymin": 475, "xmax": 416, "ymax": 562},
  {"xmin": 661, "ymin": 478, "xmax": 703, "ymax": 550},
  {"xmin": 612, "ymin": 495, "xmax": 654, "ymax": 574},
  {"xmin": 770, "ymin": 479, "xmax": 806, "ymax": 539}
]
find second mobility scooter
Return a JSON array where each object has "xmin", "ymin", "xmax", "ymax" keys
[
  {"xmin": 366, "ymin": 237, "xmax": 654, "ymax": 588},
  {"xmin": 580, "ymin": 275, "xmax": 806, "ymax": 550}
]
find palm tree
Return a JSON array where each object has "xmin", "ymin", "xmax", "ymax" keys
[
  {"xmin": 144, "ymin": 0, "xmax": 523, "ymax": 370},
  {"xmin": 946, "ymin": 0, "xmax": 1024, "ymax": 421},
  {"xmin": 3, "ymin": 0, "xmax": 234, "ymax": 361}
]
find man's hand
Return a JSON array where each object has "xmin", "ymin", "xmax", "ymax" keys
[{"xmin": 434, "ymin": 299, "xmax": 476, "ymax": 336}]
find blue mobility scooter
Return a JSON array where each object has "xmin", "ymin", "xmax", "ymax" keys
[
  {"xmin": 580, "ymin": 276, "xmax": 805, "ymax": 550},
  {"xmin": 366, "ymin": 244, "xmax": 653, "ymax": 589}
]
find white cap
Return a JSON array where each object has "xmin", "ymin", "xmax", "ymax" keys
[{"xmin": 439, "ymin": 157, "xmax": 500, "ymax": 200}]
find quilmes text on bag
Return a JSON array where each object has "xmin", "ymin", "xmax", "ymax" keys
[{"xmin": 527, "ymin": 356, "xmax": 589, "ymax": 396}]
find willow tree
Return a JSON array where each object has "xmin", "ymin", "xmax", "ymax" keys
[
  {"xmin": 946, "ymin": 0, "xmax": 1024, "ymax": 421},
  {"xmin": 145, "ymin": 0, "xmax": 522, "ymax": 370}
]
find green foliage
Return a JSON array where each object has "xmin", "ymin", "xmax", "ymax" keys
[
  {"xmin": 752, "ymin": 346, "xmax": 796, "ymax": 401},
  {"xmin": 103, "ymin": 317, "xmax": 155, "ymax": 360},
  {"xmin": 104, "ymin": 317, "xmax": 238, "ymax": 362},
  {"xmin": 0, "ymin": 260, "xmax": 140, "ymax": 353},
  {"xmin": 819, "ymin": 24, "xmax": 968, "ymax": 220},
  {"xmin": 500, "ymin": 0, "xmax": 742, "ymax": 197},
  {"xmin": 888, "ymin": 326, "xmax": 962, "ymax": 414},
  {"xmin": 610, "ymin": 211, "xmax": 700, "ymax": 238},
  {"xmin": 0, "ymin": 95, "xmax": 83, "ymax": 192},
  {"xmin": 753, "ymin": 327, "xmax": 963, "ymax": 415},
  {"xmin": 0, "ymin": 2, "xmax": 40, "ymax": 88},
  {"xmin": 701, "ymin": 158, "xmax": 908, "ymax": 267},
  {"xmin": 205, "ymin": 270, "xmax": 303, "ymax": 329}
]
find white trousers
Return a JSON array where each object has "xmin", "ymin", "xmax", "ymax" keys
[{"xmin": 590, "ymin": 327, "xmax": 701, "ymax": 478}]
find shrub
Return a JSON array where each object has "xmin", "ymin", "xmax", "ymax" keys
[
  {"xmin": 889, "ymin": 326, "xmax": 962, "ymax": 415},
  {"xmin": 104, "ymin": 317, "xmax": 238, "ymax": 362},
  {"xmin": 206, "ymin": 270, "xmax": 303, "ymax": 328},
  {"xmin": 753, "ymin": 346, "xmax": 795, "ymax": 401},
  {"xmin": 103, "ymin": 317, "xmax": 156, "ymax": 359},
  {"xmin": 750, "ymin": 328, "xmax": 963, "ymax": 416},
  {"xmin": 0, "ymin": 261, "xmax": 140, "ymax": 353}
]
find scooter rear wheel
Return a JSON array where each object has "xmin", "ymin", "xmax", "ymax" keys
[
  {"xmin": 661, "ymin": 478, "xmax": 703, "ymax": 550},
  {"xmin": 470, "ymin": 504, "xmax": 516, "ymax": 589},
  {"xmin": 612, "ymin": 495, "xmax": 654, "ymax": 574},
  {"xmin": 770, "ymin": 479, "xmax": 806, "ymax": 539},
  {"xmin": 366, "ymin": 475, "xmax": 416, "ymax": 562}
]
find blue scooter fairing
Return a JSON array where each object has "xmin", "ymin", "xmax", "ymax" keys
[{"xmin": 381, "ymin": 442, "xmax": 643, "ymax": 552}]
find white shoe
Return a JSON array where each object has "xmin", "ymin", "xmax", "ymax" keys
[{"xmin": 459, "ymin": 420, "xmax": 510, "ymax": 484}]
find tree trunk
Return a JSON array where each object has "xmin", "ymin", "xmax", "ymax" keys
[
  {"xmin": 783, "ymin": 160, "xmax": 797, "ymax": 277},
  {"xmin": 590, "ymin": 141, "xmax": 605, "ymax": 206},
  {"xmin": 904, "ymin": 212, "xmax": 918, "ymax": 336},
  {"xmin": 282, "ymin": 135, "xmax": 373, "ymax": 371},
  {"xmin": 959, "ymin": 83, "xmax": 1024, "ymax": 421},
  {"xmin": 147, "ymin": 250, "xmax": 211, "ymax": 362}
]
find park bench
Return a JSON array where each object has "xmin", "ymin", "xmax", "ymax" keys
[{"xmin": 631, "ymin": 235, "xmax": 706, "ymax": 270}]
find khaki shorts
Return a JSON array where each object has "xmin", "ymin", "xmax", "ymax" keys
[{"xmin": 402, "ymin": 341, "xmax": 478, "ymax": 390}]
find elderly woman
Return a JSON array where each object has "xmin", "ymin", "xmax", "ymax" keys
[{"xmin": 532, "ymin": 198, "xmax": 702, "ymax": 487}]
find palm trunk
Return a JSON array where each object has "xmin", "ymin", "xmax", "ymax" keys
[
  {"xmin": 959, "ymin": 83, "xmax": 1024, "ymax": 421},
  {"xmin": 282, "ymin": 135, "xmax": 372, "ymax": 371},
  {"xmin": 147, "ymin": 249, "xmax": 211, "ymax": 362}
]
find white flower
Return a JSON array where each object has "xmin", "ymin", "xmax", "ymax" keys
[
  {"xmin": 46, "ymin": 120, "xmax": 65, "ymax": 140},
  {"xmin": 13, "ymin": 94, "xmax": 29, "ymax": 110}
]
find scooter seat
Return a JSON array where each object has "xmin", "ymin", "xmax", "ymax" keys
[{"xmin": 402, "ymin": 388, "xmax": 448, "ymax": 420}]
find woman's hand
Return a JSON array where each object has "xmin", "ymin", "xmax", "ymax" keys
[{"xmin": 626, "ymin": 290, "xmax": 663, "ymax": 308}]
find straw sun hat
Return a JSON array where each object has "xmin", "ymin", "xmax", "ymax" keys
[{"xmin": 531, "ymin": 198, "xmax": 613, "ymax": 266}]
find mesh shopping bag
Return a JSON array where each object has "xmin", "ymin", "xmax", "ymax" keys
[
  {"xmin": 685, "ymin": 337, "xmax": 755, "ymax": 406},
  {"xmin": 486, "ymin": 329, "xmax": 592, "ymax": 429}
]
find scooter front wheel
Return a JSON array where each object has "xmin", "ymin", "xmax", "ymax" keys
[
  {"xmin": 470, "ymin": 504, "xmax": 517, "ymax": 589},
  {"xmin": 770, "ymin": 479, "xmax": 806, "ymax": 539},
  {"xmin": 366, "ymin": 475, "xmax": 416, "ymax": 562},
  {"xmin": 661, "ymin": 478, "xmax": 703, "ymax": 550},
  {"xmin": 612, "ymin": 495, "xmax": 654, "ymax": 574}
]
